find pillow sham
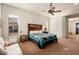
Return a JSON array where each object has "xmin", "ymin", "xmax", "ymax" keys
[
  {"xmin": 38, "ymin": 30, "xmax": 43, "ymax": 33},
  {"xmin": 30, "ymin": 31, "xmax": 37, "ymax": 34},
  {"xmin": 29, "ymin": 30, "xmax": 43, "ymax": 34}
]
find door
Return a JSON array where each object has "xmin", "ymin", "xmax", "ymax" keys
[{"xmin": 76, "ymin": 23, "xmax": 79, "ymax": 34}]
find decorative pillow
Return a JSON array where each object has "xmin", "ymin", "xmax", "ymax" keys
[
  {"xmin": 0, "ymin": 37, "xmax": 5, "ymax": 47},
  {"xmin": 30, "ymin": 31, "xmax": 37, "ymax": 34},
  {"xmin": 0, "ymin": 37, "xmax": 7, "ymax": 55},
  {"xmin": 0, "ymin": 45, "xmax": 6, "ymax": 55}
]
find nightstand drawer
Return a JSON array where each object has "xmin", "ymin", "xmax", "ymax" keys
[{"xmin": 20, "ymin": 35, "xmax": 28, "ymax": 42}]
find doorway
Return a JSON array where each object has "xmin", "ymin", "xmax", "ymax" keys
[
  {"xmin": 76, "ymin": 23, "xmax": 79, "ymax": 34},
  {"xmin": 68, "ymin": 17, "xmax": 79, "ymax": 38}
]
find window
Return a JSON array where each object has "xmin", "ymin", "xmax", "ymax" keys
[{"xmin": 8, "ymin": 14, "xmax": 19, "ymax": 35}]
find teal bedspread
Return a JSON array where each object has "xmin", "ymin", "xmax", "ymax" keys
[{"xmin": 29, "ymin": 33, "xmax": 58, "ymax": 48}]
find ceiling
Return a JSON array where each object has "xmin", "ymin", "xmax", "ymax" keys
[{"xmin": 5, "ymin": 3, "xmax": 79, "ymax": 17}]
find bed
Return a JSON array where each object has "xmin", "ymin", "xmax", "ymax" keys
[{"xmin": 28, "ymin": 24, "xmax": 58, "ymax": 48}]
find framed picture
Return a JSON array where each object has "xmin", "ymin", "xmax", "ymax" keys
[{"xmin": 8, "ymin": 15, "xmax": 19, "ymax": 35}]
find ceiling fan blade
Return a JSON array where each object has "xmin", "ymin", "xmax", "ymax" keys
[
  {"xmin": 50, "ymin": 12, "xmax": 54, "ymax": 15},
  {"xmin": 42, "ymin": 3, "xmax": 62, "ymax": 15},
  {"xmin": 53, "ymin": 10, "xmax": 62, "ymax": 12}
]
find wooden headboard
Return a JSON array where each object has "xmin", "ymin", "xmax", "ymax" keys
[{"xmin": 28, "ymin": 24, "xmax": 42, "ymax": 34}]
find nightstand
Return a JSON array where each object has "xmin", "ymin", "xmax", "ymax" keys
[
  {"xmin": 20, "ymin": 35, "xmax": 28, "ymax": 42},
  {"xmin": 43, "ymin": 31, "xmax": 48, "ymax": 33}
]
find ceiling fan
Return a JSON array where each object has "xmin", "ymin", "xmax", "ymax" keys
[{"xmin": 44, "ymin": 3, "xmax": 62, "ymax": 15}]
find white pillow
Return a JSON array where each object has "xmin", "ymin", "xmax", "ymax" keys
[
  {"xmin": 38, "ymin": 30, "xmax": 43, "ymax": 33},
  {"xmin": 30, "ymin": 30, "xmax": 43, "ymax": 34},
  {"xmin": 0, "ymin": 37, "xmax": 5, "ymax": 47},
  {"xmin": 0, "ymin": 37, "xmax": 6, "ymax": 55},
  {"xmin": 30, "ymin": 31, "xmax": 37, "ymax": 34}
]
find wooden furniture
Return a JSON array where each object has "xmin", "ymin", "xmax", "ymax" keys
[
  {"xmin": 43, "ymin": 31, "xmax": 48, "ymax": 33},
  {"xmin": 20, "ymin": 35, "xmax": 28, "ymax": 42},
  {"xmin": 28, "ymin": 24, "xmax": 42, "ymax": 34}
]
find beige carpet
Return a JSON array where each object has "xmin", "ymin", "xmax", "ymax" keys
[{"xmin": 19, "ymin": 38, "xmax": 79, "ymax": 55}]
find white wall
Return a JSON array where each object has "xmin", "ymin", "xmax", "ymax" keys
[
  {"xmin": 0, "ymin": 3, "xmax": 1, "ymax": 19},
  {"xmin": 0, "ymin": 4, "xmax": 1, "ymax": 36},
  {"xmin": 49, "ymin": 13, "xmax": 63, "ymax": 39},
  {"xmin": 49, "ymin": 9, "xmax": 79, "ymax": 39},
  {"xmin": 2, "ymin": 4, "xmax": 79, "ymax": 40},
  {"xmin": 68, "ymin": 17, "xmax": 79, "ymax": 34},
  {"xmin": 1, "ymin": 4, "xmax": 49, "ymax": 40}
]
